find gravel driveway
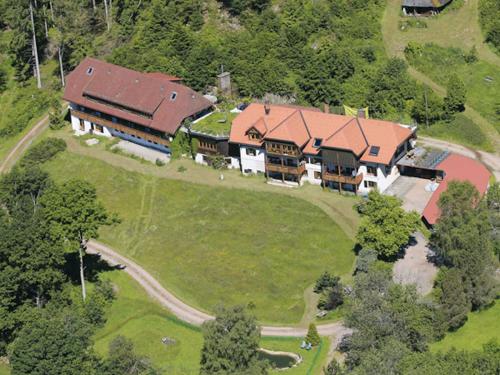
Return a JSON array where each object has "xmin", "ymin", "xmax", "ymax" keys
[{"xmin": 393, "ymin": 232, "xmax": 438, "ymax": 295}]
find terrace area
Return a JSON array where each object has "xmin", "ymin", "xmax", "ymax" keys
[{"xmin": 190, "ymin": 110, "xmax": 238, "ymax": 138}]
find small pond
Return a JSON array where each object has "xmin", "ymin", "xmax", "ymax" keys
[{"xmin": 258, "ymin": 349, "xmax": 300, "ymax": 370}]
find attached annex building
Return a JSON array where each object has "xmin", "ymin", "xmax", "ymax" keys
[
  {"xmin": 63, "ymin": 58, "xmax": 213, "ymax": 153},
  {"xmin": 230, "ymin": 103, "xmax": 416, "ymax": 194}
]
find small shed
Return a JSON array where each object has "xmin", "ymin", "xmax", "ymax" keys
[{"xmin": 402, "ymin": 0, "xmax": 453, "ymax": 15}]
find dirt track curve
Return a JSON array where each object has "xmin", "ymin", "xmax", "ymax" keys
[{"xmin": 87, "ymin": 240, "xmax": 352, "ymax": 339}]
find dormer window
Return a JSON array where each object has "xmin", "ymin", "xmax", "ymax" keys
[
  {"xmin": 170, "ymin": 92, "xmax": 177, "ymax": 101},
  {"xmin": 313, "ymin": 138, "xmax": 322, "ymax": 148},
  {"xmin": 86, "ymin": 67, "xmax": 94, "ymax": 75},
  {"xmin": 369, "ymin": 146, "xmax": 380, "ymax": 156},
  {"xmin": 248, "ymin": 128, "xmax": 261, "ymax": 141}
]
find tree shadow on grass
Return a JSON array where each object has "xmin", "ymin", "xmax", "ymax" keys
[{"xmin": 64, "ymin": 252, "xmax": 121, "ymax": 285}]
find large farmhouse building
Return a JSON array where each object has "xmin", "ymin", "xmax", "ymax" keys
[
  {"xmin": 229, "ymin": 103, "xmax": 416, "ymax": 194},
  {"xmin": 63, "ymin": 58, "xmax": 213, "ymax": 153}
]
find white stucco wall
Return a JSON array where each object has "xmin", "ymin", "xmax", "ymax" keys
[
  {"xmin": 70, "ymin": 113, "xmax": 112, "ymax": 137},
  {"xmin": 304, "ymin": 163, "xmax": 322, "ymax": 185},
  {"xmin": 240, "ymin": 146, "xmax": 265, "ymax": 174},
  {"xmin": 358, "ymin": 163, "xmax": 400, "ymax": 194}
]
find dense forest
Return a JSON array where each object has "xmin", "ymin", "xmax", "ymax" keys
[
  {"xmin": 0, "ymin": 0, "xmax": 428, "ymax": 124},
  {"xmin": 0, "ymin": 1, "xmax": 499, "ymax": 374}
]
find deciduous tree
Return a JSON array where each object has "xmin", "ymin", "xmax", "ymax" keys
[
  {"xmin": 200, "ymin": 306, "xmax": 267, "ymax": 375},
  {"xmin": 41, "ymin": 180, "xmax": 115, "ymax": 301},
  {"xmin": 356, "ymin": 191, "xmax": 420, "ymax": 259}
]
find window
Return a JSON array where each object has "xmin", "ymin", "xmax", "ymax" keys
[
  {"xmin": 112, "ymin": 117, "xmax": 117, "ymax": 123},
  {"xmin": 95, "ymin": 124, "xmax": 104, "ymax": 133},
  {"xmin": 385, "ymin": 165, "xmax": 392, "ymax": 175},
  {"xmin": 364, "ymin": 181, "xmax": 377, "ymax": 188},
  {"xmin": 314, "ymin": 171, "xmax": 321, "ymax": 180},
  {"xmin": 369, "ymin": 146, "xmax": 380, "ymax": 156},
  {"xmin": 248, "ymin": 130, "xmax": 260, "ymax": 140},
  {"xmin": 79, "ymin": 119, "xmax": 85, "ymax": 131},
  {"xmin": 86, "ymin": 67, "xmax": 93, "ymax": 75},
  {"xmin": 313, "ymin": 138, "xmax": 322, "ymax": 148},
  {"xmin": 170, "ymin": 92, "xmax": 177, "ymax": 101},
  {"xmin": 367, "ymin": 166, "xmax": 377, "ymax": 176},
  {"xmin": 246, "ymin": 147, "xmax": 257, "ymax": 156}
]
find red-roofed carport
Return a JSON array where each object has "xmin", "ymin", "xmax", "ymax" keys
[{"xmin": 422, "ymin": 154, "xmax": 491, "ymax": 226}]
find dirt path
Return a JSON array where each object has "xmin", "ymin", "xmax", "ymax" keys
[
  {"xmin": 0, "ymin": 113, "xmax": 49, "ymax": 174},
  {"xmin": 87, "ymin": 240, "xmax": 353, "ymax": 339}
]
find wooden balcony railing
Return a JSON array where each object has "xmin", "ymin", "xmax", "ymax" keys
[
  {"xmin": 71, "ymin": 109, "xmax": 171, "ymax": 147},
  {"xmin": 265, "ymin": 143, "xmax": 301, "ymax": 157},
  {"xmin": 266, "ymin": 162, "xmax": 306, "ymax": 175},
  {"xmin": 322, "ymin": 171, "xmax": 363, "ymax": 185}
]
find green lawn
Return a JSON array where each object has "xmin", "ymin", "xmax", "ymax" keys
[
  {"xmin": 191, "ymin": 111, "xmax": 237, "ymax": 136},
  {"xmin": 431, "ymin": 302, "xmax": 500, "ymax": 352},
  {"xmin": 95, "ymin": 270, "xmax": 329, "ymax": 374},
  {"xmin": 405, "ymin": 43, "xmax": 500, "ymax": 132},
  {"xmin": 44, "ymin": 151, "xmax": 355, "ymax": 324},
  {"xmin": 0, "ymin": 363, "xmax": 9, "ymax": 375}
]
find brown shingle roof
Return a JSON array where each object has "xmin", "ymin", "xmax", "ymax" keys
[{"xmin": 63, "ymin": 57, "xmax": 212, "ymax": 135}]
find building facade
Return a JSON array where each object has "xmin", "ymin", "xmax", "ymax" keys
[
  {"xmin": 229, "ymin": 103, "xmax": 416, "ymax": 194},
  {"xmin": 63, "ymin": 58, "xmax": 213, "ymax": 154}
]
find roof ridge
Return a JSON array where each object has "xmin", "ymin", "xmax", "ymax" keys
[
  {"xmin": 268, "ymin": 109, "xmax": 300, "ymax": 133},
  {"xmin": 355, "ymin": 117, "xmax": 369, "ymax": 150},
  {"xmin": 325, "ymin": 117, "xmax": 356, "ymax": 142},
  {"xmin": 299, "ymin": 110, "xmax": 312, "ymax": 142}
]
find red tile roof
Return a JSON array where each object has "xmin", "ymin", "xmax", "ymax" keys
[
  {"xmin": 229, "ymin": 103, "xmax": 412, "ymax": 164},
  {"xmin": 422, "ymin": 154, "xmax": 491, "ymax": 225},
  {"xmin": 63, "ymin": 57, "xmax": 212, "ymax": 135},
  {"xmin": 323, "ymin": 118, "xmax": 368, "ymax": 156}
]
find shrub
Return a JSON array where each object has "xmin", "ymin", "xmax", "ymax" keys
[
  {"xmin": 314, "ymin": 271, "xmax": 337, "ymax": 293},
  {"xmin": 318, "ymin": 282, "xmax": 344, "ymax": 311},
  {"xmin": 305, "ymin": 323, "xmax": 320, "ymax": 346},
  {"xmin": 355, "ymin": 249, "xmax": 378, "ymax": 273},
  {"xmin": 0, "ymin": 66, "xmax": 7, "ymax": 93},
  {"xmin": 48, "ymin": 98, "xmax": 65, "ymax": 130},
  {"xmin": 20, "ymin": 138, "xmax": 67, "ymax": 168},
  {"xmin": 170, "ymin": 131, "xmax": 191, "ymax": 159},
  {"xmin": 209, "ymin": 154, "xmax": 226, "ymax": 170},
  {"xmin": 444, "ymin": 74, "xmax": 466, "ymax": 115},
  {"xmin": 155, "ymin": 158, "xmax": 165, "ymax": 166}
]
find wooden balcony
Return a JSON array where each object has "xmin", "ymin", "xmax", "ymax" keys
[
  {"xmin": 265, "ymin": 143, "xmax": 301, "ymax": 157},
  {"xmin": 322, "ymin": 171, "xmax": 363, "ymax": 185},
  {"xmin": 266, "ymin": 162, "xmax": 306, "ymax": 175},
  {"xmin": 71, "ymin": 109, "xmax": 171, "ymax": 147}
]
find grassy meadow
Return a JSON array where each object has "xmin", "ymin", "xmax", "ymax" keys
[
  {"xmin": 44, "ymin": 150, "xmax": 356, "ymax": 324},
  {"xmin": 431, "ymin": 302, "xmax": 500, "ymax": 352},
  {"xmin": 419, "ymin": 113, "xmax": 493, "ymax": 150},
  {"xmin": 405, "ymin": 43, "xmax": 500, "ymax": 132},
  {"xmin": 95, "ymin": 270, "xmax": 329, "ymax": 374}
]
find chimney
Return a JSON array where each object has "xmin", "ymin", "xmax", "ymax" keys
[
  {"xmin": 264, "ymin": 100, "xmax": 271, "ymax": 115},
  {"xmin": 323, "ymin": 103, "xmax": 330, "ymax": 114}
]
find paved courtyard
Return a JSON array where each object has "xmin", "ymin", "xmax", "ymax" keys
[
  {"xmin": 384, "ymin": 176, "xmax": 435, "ymax": 214},
  {"xmin": 112, "ymin": 140, "xmax": 170, "ymax": 164}
]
